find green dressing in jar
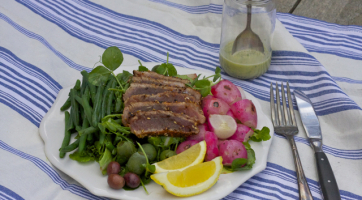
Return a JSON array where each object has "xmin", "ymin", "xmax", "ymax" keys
[{"xmin": 219, "ymin": 42, "xmax": 271, "ymax": 79}]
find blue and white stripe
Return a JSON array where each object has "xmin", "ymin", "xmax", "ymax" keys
[
  {"xmin": 149, "ymin": 0, "xmax": 223, "ymax": 14},
  {"xmin": 148, "ymin": 0, "xmax": 362, "ymax": 63},
  {"xmin": 0, "ymin": 185, "xmax": 24, "ymax": 200},
  {"xmin": 0, "ymin": 46, "xmax": 62, "ymax": 127},
  {"xmin": 13, "ymin": 0, "xmax": 361, "ymax": 117},
  {"xmin": 275, "ymin": 134, "xmax": 362, "ymax": 160},
  {"xmin": 0, "ymin": 140, "xmax": 108, "ymax": 200}
]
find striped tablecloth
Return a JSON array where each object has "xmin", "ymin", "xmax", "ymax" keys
[{"xmin": 1, "ymin": 1, "xmax": 361, "ymax": 199}]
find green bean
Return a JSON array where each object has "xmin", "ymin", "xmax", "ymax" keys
[
  {"xmin": 114, "ymin": 97, "xmax": 123, "ymax": 113},
  {"xmin": 59, "ymin": 111, "xmax": 71, "ymax": 158},
  {"xmin": 79, "ymin": 117, "xmax": 89, "ymax": 153},
  {"xmin": 87, "ymin": 132, "xmax": 94, "ymax": 141},
  {"xmin": 106, "ymin": 80, "xmax": 117, "ymax": 115},
  {"xmin": 80, "ymin": 70, "xmax": 89, "ymax": 95},
  {"xmin": 59, "ymin": 138, "xmax": 80, "ymax": 153},
  {"xmin": 92, "ymin": 85, "xmax": 104, "ymax": 127},
  {"xmin": 98, "ymin": 123, "xmax": 106, "ymax": 145},
  {"xmin": 101, "ymin": 78, "xmax": 114, "ymax": 119},
  {"xmin": 75, "ymin": 79, "xmax": 81, "ymax": 90},
  {"xmin": 60, "ymin": 97, "xmax": 71, "ymax": 111},
  {"xmin": 82, "ymin": 91, "xmax": 93, "ymax": 126},
  {"xmin": 74, "ymin": 95, "xmax": 83, "ymax": 106},
  {"xmin": 70, "ymin": 89, "xmax": 80, "ymax": 127}
]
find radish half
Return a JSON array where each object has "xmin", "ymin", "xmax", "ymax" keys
[{"xmin": 208, "ymin": 114, "xmax": 237, "ymax": 139}]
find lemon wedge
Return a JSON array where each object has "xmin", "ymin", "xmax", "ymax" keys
[
  {"xmin": 151, "ymin": 156, "xmax": 223, "ymax": 197},
  {"xmin": 153, "ymin": 140, "xmax": 206, "ymax": 173}
]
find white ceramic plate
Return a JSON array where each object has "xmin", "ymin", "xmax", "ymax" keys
[{"xmin": 39, "ymin": 63, "xmax": 274, "ymax": 200}]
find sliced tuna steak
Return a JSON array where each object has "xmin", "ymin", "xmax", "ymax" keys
[
  {"xmin": 123, "ymin": 102, "xmax": 205, "ymax": 126},
  {"xmin": 133, "ymin": 70, "xmax": 190, "ymax": 84},
  {"xmin": 128, "ymin": 110, "xmax": 199, "ymax": 138},
  {"xmin": 124, "ymin": 92, "xmax": 199, "ymax": 107},
  {"xmin": 131, "ymin": 76, "xmax": 186, "ymax": 88},
  {"xmin": 123, "ymin": 83, "xmax": 201, "ymax": 102}
]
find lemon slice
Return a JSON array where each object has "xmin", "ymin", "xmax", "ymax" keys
[
  {"xmin": 153, "ymin": 140, "xmax": 206, "ymax": 173},
  {"xmin": 151, "ymin": 156, "xmax": 223, "ymax": 197}
]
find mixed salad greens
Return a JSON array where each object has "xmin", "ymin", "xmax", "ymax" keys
[{"xmin": 58, "ymin": 46, "xmax": 270, "ymax": 193}]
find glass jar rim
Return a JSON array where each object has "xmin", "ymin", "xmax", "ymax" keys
[{"xmin": 227, "ymin": 0, "xmax": 273, "ymax": 6}]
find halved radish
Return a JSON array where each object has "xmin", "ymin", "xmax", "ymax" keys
[{"xmin": 208, "ymin": 114, "xmax": 237, "ymax": 139}]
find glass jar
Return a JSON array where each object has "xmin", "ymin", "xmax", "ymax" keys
[{"xmin": 219, "ymin": 0, "xmax": 276, "ymax": 79}]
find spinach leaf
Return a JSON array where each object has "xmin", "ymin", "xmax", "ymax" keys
[
  {"xmin": 88, "ymin": 66, "xmax": 111, "ymax": 86},
  {"xmin": 102, "ymin": 46, "xmax": 123, "ymax": 71},
  {"xmin": 230, "ymin": 148, "xmax": 256, "ymax": 171},
  {"xmin": 250, "ymin": 127, "xmax": 271, "ymax": 142}
]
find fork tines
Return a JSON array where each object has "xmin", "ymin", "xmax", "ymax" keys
[{"xmin": 270, "ymin": 82, "xmax": 297, "ymax": 127}]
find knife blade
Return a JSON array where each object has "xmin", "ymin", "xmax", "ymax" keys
[{"xmin": 294, "ymin": 90, "xmax": 341, "ymax": 200}]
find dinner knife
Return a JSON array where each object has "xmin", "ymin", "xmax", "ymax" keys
[{"xmin": 294, "ymin": 90, "xmax": 341, "ymax": 200}]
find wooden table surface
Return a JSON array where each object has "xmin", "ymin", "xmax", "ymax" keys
[{"xmin": 276, "ymin": 0, "xmax": 362, "ymax": 26}]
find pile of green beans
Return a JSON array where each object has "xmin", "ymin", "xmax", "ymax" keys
[{"xmin": 59, "ymin": 70, "xmax": 124, "ymax": 158}]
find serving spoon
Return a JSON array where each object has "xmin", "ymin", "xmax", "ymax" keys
[{"xmin": 231, "ymin": 3, "xmax": 264, "ymax": 55}]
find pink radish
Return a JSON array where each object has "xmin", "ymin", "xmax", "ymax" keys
[
  {"xmin": 176, "ymin": 140, "xmax": 198, "ymax": 154},
  {"xmin": 231, "ymin": 99, "xmax": 257, "ymax": 128},
  {"xmin": 228, "ymin": 124, "xmax": 254, "ymax": 142},
  {"xmin": 187, "ymin": 123, "xmax": 209, "ymax": 142},
  {"xmin": 226, "ymin": 109, "xmax": 236, "ymax": 119},
  {"xmin": 218, "ymin": 140, "xmax": 248, "ymax": 166},
  {"xmin": 208, "ymin": 114, "xmax": 237, "ymax": 139},
  {"xmin": 204, "ymin": 131, "xmax": 219, "ymax": 161},
  {"xmin": 202, "ymin": 97, "xmax": 230, "ymax": 118},
  {"xmin": 211, "ymin": 80, "xmax": 241, "ymax": 105}
]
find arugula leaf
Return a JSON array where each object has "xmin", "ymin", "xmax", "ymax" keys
[
  {"xmin": 138, "ymin": 60, "xmax": 149, "ymax": 71},
  {"xmin": 250, "ymin": 127, "xmax": 271, "ymax": 142},
  {"xmin": 89, "ymin": 66, "xmax": 111, "ymax": 86},
  {"xmin": 69, "ymin": 151, "xmax": 95, "ymax": 163},
  {"xmin": 194, "ymin": 79, "xmax": 212, "ymax": 97},
  {"xmin": 102, "ymin": 46, "xmax": 123, "ymax": 71},
  {"xmin": 99, "ymin": 148, "xmax": 112, "ymax": 171}
]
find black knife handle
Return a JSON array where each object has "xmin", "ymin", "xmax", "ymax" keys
[{"xmin": 315, "ymin": 152, "xmax": 341, "ymax": 200}]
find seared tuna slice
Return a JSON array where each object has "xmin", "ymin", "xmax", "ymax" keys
[
  {"xmin": 131, "ymin": 76, "xmax": 186, "ymax": 88},
  {"xmin": 122, "ymin": 102, "xmax": 205, "ymax": 126},
  {"xmin": 128, "ymin": 110, "xmax": 199, "ymax": 138},
  {"xmin": 124, "ymin": 92, "xmax": 198, "ymax": 107},
  {"xmin": 133, "ymin": 70, "xmax": 190, "ymax": 84},
  {"xmin": 123, "ymin": 83, "xmax": 201, "ymax": 102}
]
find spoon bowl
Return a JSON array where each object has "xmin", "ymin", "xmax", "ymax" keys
[{"xmin": 232, "ymin": 4, "xmax": 264, "ymax": 55}]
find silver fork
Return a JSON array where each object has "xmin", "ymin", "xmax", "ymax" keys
[{"xmin": 270, "ymin": 82, "xmax": 313, "ymax": 200}]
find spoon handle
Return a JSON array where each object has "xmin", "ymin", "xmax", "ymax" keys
[{"xmin": 246, "ymin": 4, "xmax": 251, "ymax": 29}]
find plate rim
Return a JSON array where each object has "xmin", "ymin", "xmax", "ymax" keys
[{"xmin": 39, "ymin": 63, "xmax": 274, "ymax": 200}]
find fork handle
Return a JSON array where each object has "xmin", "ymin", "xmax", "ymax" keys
[{"xmin": 287, "ymin": 135, "xmax": 314, "ymax": 200}]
